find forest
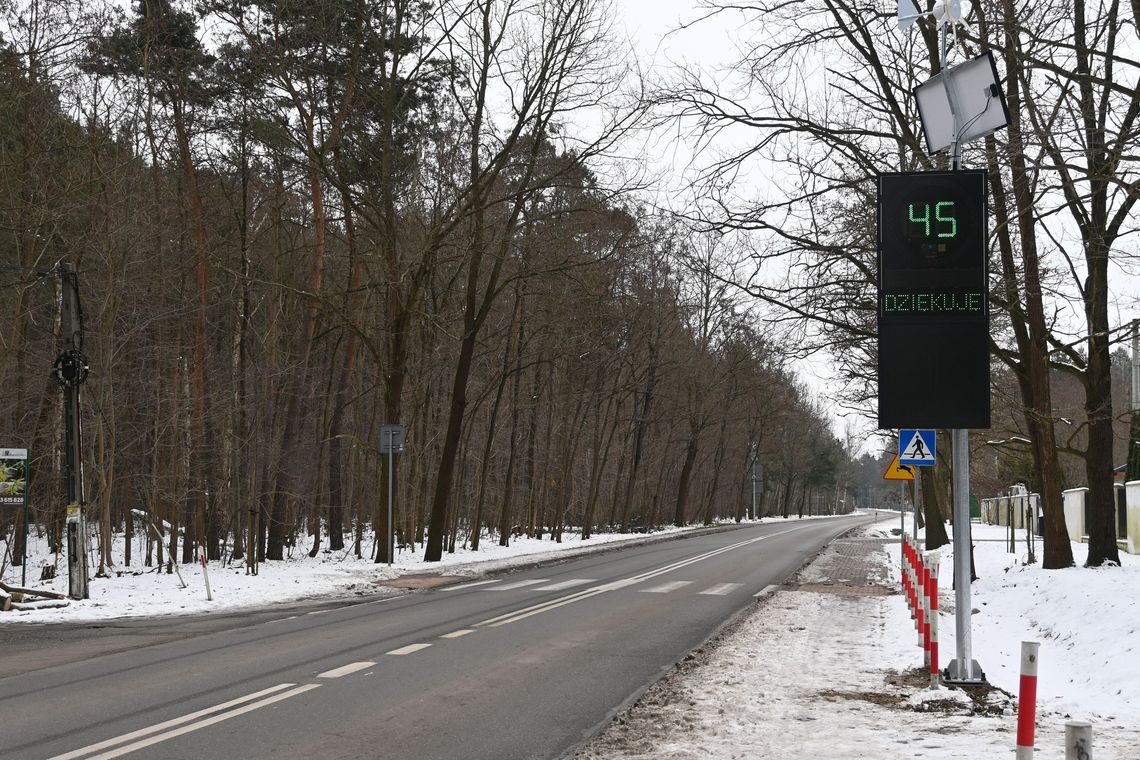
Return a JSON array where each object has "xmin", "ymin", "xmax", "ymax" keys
[{"xmin": 0, "ymin": 0, "xmax": 851, "ymax": 577}]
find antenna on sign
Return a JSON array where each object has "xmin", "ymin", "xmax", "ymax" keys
[{"xmin": 897, "ymin": 0, "xmax": 973, "ymax": 35}]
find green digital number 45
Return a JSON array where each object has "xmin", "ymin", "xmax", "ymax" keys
[{"xmin": 908, "ymin": 201, "xmax": 957, "ymax": 239}]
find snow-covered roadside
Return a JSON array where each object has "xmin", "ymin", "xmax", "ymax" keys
[
  {"xmin": 0, "ymin": 514, "xmax": 846, "ymax": 623},
  {"xmin": 905, "ymin": 521, "xmax": 1140, "ymax": 730},
  {"xmin": 577, "ymin": 515, "xmax": 1140, "ymax": 760}
]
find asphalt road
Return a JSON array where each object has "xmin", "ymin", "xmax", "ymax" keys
[{"xmin": 0, "ymin": 515, "xmax": 872, "ymax": 760}]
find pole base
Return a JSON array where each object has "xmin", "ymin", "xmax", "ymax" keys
[{"xmin": 943, "ymin": 659, "xmax": 986, "ymax": 684}]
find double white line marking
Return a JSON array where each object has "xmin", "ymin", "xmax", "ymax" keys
[
  {"xmin": 46, "ymin": 683, "xmax": 321, "ymax": 760},
  {"xmin": 476, "ymin": 526, "xmax": 802, "ymax": 628}
]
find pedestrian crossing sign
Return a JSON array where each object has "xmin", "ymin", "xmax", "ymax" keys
[{"xmin": 899, "ymin": 429, "xmax": 936, "ymax": 466}]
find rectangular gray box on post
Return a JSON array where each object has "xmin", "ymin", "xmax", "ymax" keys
[{"xmin": 380, "ymin": 424, "xmax": 405, "ymax": 453}]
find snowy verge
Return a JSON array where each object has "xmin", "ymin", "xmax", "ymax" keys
[{"xmin": 575, "ymin": 515, "xmax": 1140, "ymax": 760}]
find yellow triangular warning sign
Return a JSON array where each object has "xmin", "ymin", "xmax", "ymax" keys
[{"xmin": 882, "ymin": 454, "xmax": 915, "ymax": 481}]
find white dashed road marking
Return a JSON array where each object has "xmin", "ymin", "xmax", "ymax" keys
[
  {"xmin": 486, "ymin": 579, "xmax": 548, "ymax": 591},
  {"xmin": 442, "ymin": 579, "xmax": 499, "ymax": 591},
  {"xmin": 318, "ymin": 662, "xmax": 375, "ymax": 678},
  {"xmin": 387, "ymin": 643, "xmax": 433, "ymax": 656},
  {"xmin": 534, "ymin": 578, "xmax": 595, "ymax": 591},
  {"xmin": 641, "ymin": 581, "xmax": 693, "ymax": 594}
]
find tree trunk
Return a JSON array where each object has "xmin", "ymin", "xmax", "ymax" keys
[
  {"xmin": 983, "ymin": 3, "xmax": 1073, "ymax": 568},
  {"xmin": 498, "ymin": 285, "xmax": 526, "ymax": 546},
  {"xmin": 620, "ymin": 363, "xmax": 657, "ymax": 531},
  {"xmin": 673, "ymin": 430, "xmax": 699, "ymax": 527},
  {"xmin": 920, "ymin": 467, "xmax": 950, "ymax": 550},
  {"xmin": 325, "ymin": 168, "xmax": 363, "ymax": 554},
  {"xmin": 582, "ymin": 391, "xmax": 621, "ymax": 539},
  {"xmin": 172, "ymin": 100, "xmax": 213, "ymax": 564},
  {"xmin": 1072, "ymin": 0, "xmax": 1120, "ymax": 567}
]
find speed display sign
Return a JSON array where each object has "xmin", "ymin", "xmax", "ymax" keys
[{"xmin": 877, "ymin": 170, "xmax": 991, "ymax": 430}]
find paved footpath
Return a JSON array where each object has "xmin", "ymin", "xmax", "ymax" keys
[
  {"xmin": 573, "ymin": 520, "xmax": 1140, "ymax": 760},
  {"xmin": 789, "ymin": 530, "xmax": 897, "ymax": 594}
]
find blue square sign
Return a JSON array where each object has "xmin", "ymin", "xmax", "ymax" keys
[{"xmin": 899, "ymin": 429, "xmax": 937, "ymax": 467}]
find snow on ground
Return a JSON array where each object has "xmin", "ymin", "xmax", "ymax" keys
[
  {"xmin": 577, "ymin": 514, "xmax": 1140, "ymax": 760},
  {"xmin": 926, "ymin": 521, "xmax": 1140, "ymax": 730},
  {"xmin": 0, "ymin": 515, "xmax": 836, "ymax": 623}
]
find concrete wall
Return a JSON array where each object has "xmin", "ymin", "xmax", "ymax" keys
[
  {"xmin": 988, "ymin": 485, "xmax": 1136, "ymax": 554},
  {"xmin": 1127, "ymin": 481, "xmax": 1140, "ymax": 555},
  {"xmin": 1062, "ymin": 487, "xmax": 1088, "ymax": 542},
  {"xmin": 980, "ymin": 493, "xmax": 1041, "ymax": 535}
]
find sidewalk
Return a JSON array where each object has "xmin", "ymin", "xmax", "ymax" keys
[{"xmin": 574, "ymin": 519, "xmax": 1140, "ymax": 759}]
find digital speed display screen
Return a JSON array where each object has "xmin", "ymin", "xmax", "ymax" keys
[
  {"xmin": 879, "ymin": 172, "xmax": 986, "ymax": 278},
  {"xmin": 881, "ymin": 290, "xmax": 984, "ymax": 314},
  {"xmin": 877, "ymin": 170, "xmax": 990, "ymax": 430}
]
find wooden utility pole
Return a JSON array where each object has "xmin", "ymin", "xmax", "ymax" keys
[{"xmin": 56, "ymin": 263, "xmax": 89, "ymax": 600}]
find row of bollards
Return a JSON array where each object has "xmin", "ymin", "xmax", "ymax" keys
[
  {"xmin": 900, "ymin": 540, "xmax": 1092, "ymax": 757},
  {"xmin": 901, "ymin": 534, "xmax": 940, "ymax": 685}
]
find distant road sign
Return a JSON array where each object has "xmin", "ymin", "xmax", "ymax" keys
[
  {"xmin": 899, "ymin": 429, "xmax": 937, "ymax": 466},
  {"xmin": 380, "ymin": 424, "xmax": 405, "ymax": 454},
  {"xmin": 882, "ymin": 454, "xmax": 915, "ymax": 481}
]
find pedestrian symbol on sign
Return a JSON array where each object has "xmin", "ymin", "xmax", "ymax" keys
[{"xmin": 899, "ymin": 429, "xmax": 937, "ymax": 466}]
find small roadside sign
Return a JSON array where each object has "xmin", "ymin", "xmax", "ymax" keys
[
  {"xmin": 882, "ymin": 454, "xmax": 915, "ymax": 481},
  {"xmin": 899, "ymin": 429, "xmax": 937, "ymax": 466},
  {"xmin": 379, "ymin": 424, "xmax": 405, "ymax": 454},
  {"xmin": 0, "ymin": 448, "xmax": 28, "ymax": 508}
]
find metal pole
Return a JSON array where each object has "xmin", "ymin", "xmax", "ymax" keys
[
  {"xmin": 750, "ymin": 452, "xmax": 757, "ymax": 520},
  {"xmin": 22, "ymin": 488, "xmax": 28, "ymax": 588},
  {"xmin": 914, "ymin": 471, "xmax": 923, "ymax": 550},
  {"xmin": 22, "ymin": 454, "xmax": 29, "ymax": 586},
  {"xmin": 949, "ymin": 427, "xmax": 982, "ymax": 681},
  {"xmin": 387, "ymin": 432, "xmax": 394, "ymax": 567},
  {"xmin": 939, "ymin": 19, "xmax": 981, "ymax": 682},
  {"xmin": 912, "ymin": 478, "xmax": 918, "ymax": 542}
]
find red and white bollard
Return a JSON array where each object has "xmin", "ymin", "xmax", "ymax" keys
[
  {"xmin": 913, "ymin": 549, "xmax": 926, "ymax": 654},
  {"xmin": 928, "ymin": 555, "xmax": 940, "ymax": 686},
  {"xmin": 919, "ymin": 554, "xmax": 930, "ymax": 663},
  {"xmin": 902, "ymin": 537, "xmax": 910, "ymax": 604},
  {"xmin": 200, "ymin": 553, "xmax": 214, "ymax": 602},
  {"xmin": 903, "ymin": 536, "xmax": 915, "ymax": 618},
  {"xmin": 1016, "ymin": 641, "xmax": 1041, "ymax": 759}
]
